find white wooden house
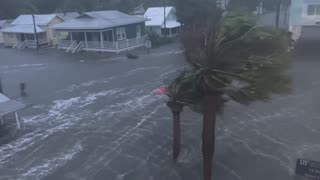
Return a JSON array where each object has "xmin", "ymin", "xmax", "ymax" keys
[
  {"xmin": 0, "ymin": 20, "xmax": 12, "ymax": 44},
  {"xmin": 51, "ymin": 10, "xmax": 147, "ymax": 53},
  {"xmin": 1, "ymin": 14, "xmax": 65, "ymax": 48},
  {"xmin": 144, "ymin": 7, "xmax": 181, "ymax": 37}
]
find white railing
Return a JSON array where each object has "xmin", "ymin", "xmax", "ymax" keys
[
  {"xmin": 58, "ymin": 40, "xmax": 72, "ymax": 48},
  {"xmin": 86, "ymin": 41, "xmax": 101, "ymax": 49},
  {"xmin": 118, "ymin": 36, "xmax": 146, "ymax": 49},
  {"xmin": 73, "ymin": 42, "xmax": 84, "ymax": 54},
  {"xmin": 103, "ymin": 41, "xmax": 116, "ymax": 50},
  {"xmin": 38, "ymin": 38, "xmax": 48, "ymax": 45},
  {"xmin": 13, "ymin": 41, "xmax": 22, "ymax": 49},
  {"xmin": 24, "ymin": 40, "xmax": 36, "ymax": 46},
  {"xmin": 23, "ymin": 39, "xmax": 48, "ymax": 47},
  {"xmin": 66, "ymin": 41, "xmax": 77, "ymax": 53},
  {"xmin": 117, "ymin": 39, "xmax": 129, "ymax": 49},
  {"xmin": 78, "ymin": 36, "xmax": 146, "ymax": 51}
]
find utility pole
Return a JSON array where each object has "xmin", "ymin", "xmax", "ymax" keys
[
  {"xmin": 0, "ymin": 77, "xmax": 3, "ymax": 94},
  {"xmin": 163, "ymin": 0, "xmax": 167, "ymax": 38},
  {"xmin": 32, "ymin": 14, "xmax": 39, "ymax": 51}
]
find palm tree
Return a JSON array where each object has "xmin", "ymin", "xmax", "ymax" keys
[
  {"xmin": 168, "ymin": 12, "xmax": 291, "ymax": 180},
  {"xmin": 164, "ymin": 71, "xmax": 200, "ymax": 160}
]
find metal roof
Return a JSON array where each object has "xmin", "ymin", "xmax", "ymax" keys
[
  {"xmin": 0, "ymin": 93, "xmax": 26, "ymax": 116},
  {"xmin": 0, "ymin": 100, "xmax": 26, "ymax": 116},
  {"xmin": 1, "ymin": 24, "xmax": 45, "ymax": 34},
  {"xmin": 144, "ymin": 7, "xmax": 179, "ymax": 27},
  {"xmin": 11, "ymin": 14, "xmax": 59, "ymax": 26},
  {"xmin": 52, "ymin": 10, "xmax": 147, "ymax": 30},
  {"xmin": 0, "ymin": 93, "xmax": 9, "ymax": 103}
]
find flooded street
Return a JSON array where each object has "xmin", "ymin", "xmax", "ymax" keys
[{"xmin": 0, "ymin": 43, "xmax": 320, "ymax": 180}]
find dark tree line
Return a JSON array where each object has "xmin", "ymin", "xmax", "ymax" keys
[{"xmin": 0, "ymin": 0, "xmax": 175, "ymax": 19}]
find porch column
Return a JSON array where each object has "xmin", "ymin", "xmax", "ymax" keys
[
  {"xmin": 112, "ymin": 29, "xmax": 115, "ymax": 46},
  {"xmin": 84, "ymin": 32, "xmax": 88, "ymax": 48},
  {"xmin": 100, "ymin": 31, "xmax": 104, "ymax": 49},
  {"xmin": 169, "ymin": 28, "xmax": 172, "ymax": 37},
  {"xmin": 70, "ymin": 32, "xmax": 73, "ymax": 42},
  {"xmin": 57, "ymin": 32, "xmax": 61, "ymax": 48}
]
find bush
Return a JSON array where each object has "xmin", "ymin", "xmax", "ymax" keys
[{"xmin": 148, "ymin": 32, "xmax": 174, "ymax": 48}]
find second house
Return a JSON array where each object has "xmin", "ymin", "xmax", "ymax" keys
[{"xmin": 52, "ymin": 10, "xmax": 147, "ymax": 53}]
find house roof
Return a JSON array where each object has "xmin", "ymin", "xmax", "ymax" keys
[
  {"xmin": 0, "ymin": 20, "xmax": 12, "ymax": 28},
  {"xmin": 0, "ymin": 93, "xmax": 9, "ymax": 103},
  {"xmin": 52, "ymin": 10, "xmax": 147, "ymax": 30},
  {"xmin": 144, "ymin": 6, "xmax": 180, "ymax": 27},
  {"xmin": 11, "ymin": 14, "xmax": 59, "ymax": 26},
  {"xmin": 56, "ymin": 12, "xmax": 80, "ymax": 20},
  {"xmin": 1, "ymin": 24, "xmax": 45, "ymax": 34}
]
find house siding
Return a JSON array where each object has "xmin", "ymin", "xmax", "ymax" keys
[
  {"xmin": 3, "ymin": 32, "xmax": 19, "ymax": 46},
  {"xmin": 113, "ymin": 22, "xmax": 146, "ymax": 41},
  {"xmin": 0, "ymin": 32, "xmax": 3, "ymax": 44},
  {"xmin": 47, "ymin": 16, "xmax": 65, "ymax": 45}
]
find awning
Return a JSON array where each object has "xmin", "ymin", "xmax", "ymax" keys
[
  {"xmin": 1, "ymin": 25, "xmax": 46, "ymax": 34},
  {"xmin": 162, "ymin": 21, "xmax": 181, "ymax": 28},
  {"xmin": 0, "ymin": 100, "xmax": 27, "ymax": 116}
]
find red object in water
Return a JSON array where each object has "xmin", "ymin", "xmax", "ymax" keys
[{"xmin": 153, "ymin": 87, "xmax": 166, "ymax": 94}]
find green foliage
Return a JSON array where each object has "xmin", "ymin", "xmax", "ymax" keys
[
  {"xmin": 166, "ymin": 70, "xmax": 201, "ymax": 106},
  {"xmin": 167, "ymin": 12, "xmax": 291, "ymax": 112}
]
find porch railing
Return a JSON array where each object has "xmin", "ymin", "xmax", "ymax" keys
[
  {"xmin": 58, "ymin": 36, "xmax": 146, "ymax": 52},
  {"xmin": 58, "ymin": 40, "xmax": 72, "ymax": 49},
  {"xmin": 84, "ymin": 36, "xmax": 146, "ymax": 50}
]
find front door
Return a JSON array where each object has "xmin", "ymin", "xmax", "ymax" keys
[
  {"xmin": 136, "ymin": 25, "xmax": 141, "ymax": 38},
  {"xmin": 20, "ymin": 34, "xmax": 25, "ymax": 41}
]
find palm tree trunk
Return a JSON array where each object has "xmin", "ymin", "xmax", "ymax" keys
[
  {"xmin": 202, "ymin": 94, "xmax": 217, "ymax": 180},
  {"xmin": 172, "ymin": 110, "xmax": 181, "ymax": 160},
  {"xmin": 167, "ymin": 101, "xmax": 183, "ymax": 160}
]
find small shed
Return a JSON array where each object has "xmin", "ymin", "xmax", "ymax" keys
[{"xmin": 144, "ymin": 7, "xmax": 181, "ymax": 37}]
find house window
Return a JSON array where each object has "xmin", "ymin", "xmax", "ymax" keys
[
  {"xmin": 307, "ymin": 4, "xmax": 320, "ymax": 16},
  {"xmin": 116, "ymin": 27, "xmax": 126, "ymax": 40},
  {"xmin": 136, "ymin": 25, "xmax": 141, "ymax": 37},
  {"xmin": 7, "ymin": 33, "xmax": 15, "ymax": 38}
]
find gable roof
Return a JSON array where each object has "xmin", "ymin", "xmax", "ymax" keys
[
  {"xmin": 144, "ymin": 7, "xmax": 175, "ymax": 26},
  {"xmin": 11, "ymin": 14, "xmax": 61, "ymax": 26},
  {"xmin": 52, "ymin": 10, "xmax": 147, "ymax": 30}
]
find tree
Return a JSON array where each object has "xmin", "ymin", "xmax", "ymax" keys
[
  {"xmin": 175, "ymin": 0, "xmax": 219, "ymax": 31},
  {"xmin": 163, "ymin": 71, "xmax": 200, "ymax": 160},
  {"xmin": 167, "ymin": 12, "xmax": 291, "ymax": 180}
]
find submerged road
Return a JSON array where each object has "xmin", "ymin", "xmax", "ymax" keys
[{"xmin": 0, "ymin": 43, "xmax": 319, "ymax": 180}]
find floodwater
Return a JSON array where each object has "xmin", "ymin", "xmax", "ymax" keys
[{"xmin": 0, "ymin": 42, "xmax": 319, "ymax": 180}]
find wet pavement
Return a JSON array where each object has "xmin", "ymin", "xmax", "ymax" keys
[{"xmin": 0, "ymin": 41, "xmax": 319, "ymax": 180}]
